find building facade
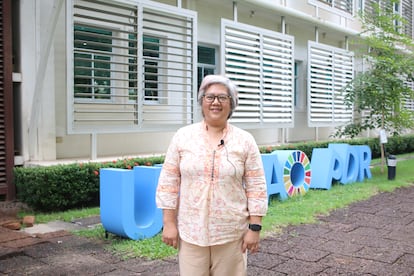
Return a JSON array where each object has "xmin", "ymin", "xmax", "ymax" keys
[{"xmin": 1, "ymin": 0, "xmax": 413, "ymax": 198}]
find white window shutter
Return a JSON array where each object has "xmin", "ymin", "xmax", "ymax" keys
[
  {"xmin": 308, "ymin": 41, "xmax": 354, "ymax": 127},
  {"xmin": 221, "ymin": 19, "xmax": 294, "ymax": 127},
  {"xmin": 68, "ymin": 0, "xmax": 196, "ymax": 133}
]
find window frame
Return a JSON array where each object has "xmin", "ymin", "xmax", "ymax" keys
[
  {"xmin": 67, "ymin": 0, "xmax": 197, "ymax": 134},
  {"xmin": 197, "ymin": 45, "xmax": 217, "ymax": 90}
]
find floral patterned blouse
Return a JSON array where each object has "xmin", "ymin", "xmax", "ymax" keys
[{"xmin": 156, "ymin": 121, "xmax": 268, "ymax": 246}]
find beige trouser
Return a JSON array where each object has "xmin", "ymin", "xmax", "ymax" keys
[{"xmin": 178, "ymin": 239, "xmax": 247, "ymax": 276}]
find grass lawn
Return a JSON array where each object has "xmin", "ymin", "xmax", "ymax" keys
[{"xmin": 24, "ymin": 154, "xmax": 414, "ymax": 260}]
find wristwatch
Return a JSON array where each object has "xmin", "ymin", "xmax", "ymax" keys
[{"xmin": 248, "ymin": 224, "xmax": 262, "ymax": 232}]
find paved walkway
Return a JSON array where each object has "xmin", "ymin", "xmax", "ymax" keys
[{"xmin": 1, "ymin": 185, "xmax": 413, "ymax": 275}]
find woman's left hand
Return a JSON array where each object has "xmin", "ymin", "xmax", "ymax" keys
[{"xmin": 242, "ymin": 230, "xmax": 261, "ymax": 253}]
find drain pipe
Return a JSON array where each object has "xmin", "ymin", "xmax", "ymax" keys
[
  {"xmin": 281, "ymin": 15, "xmax": 286, "ymax": 34},
  {"xmin": 233, "ymin": 1, "xmax": 238, "ymax": 22}
]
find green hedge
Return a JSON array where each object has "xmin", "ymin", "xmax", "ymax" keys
[
  {"xmin": 14, "ymin": 135, "xmax": 414, "ymax": 212},
  {"xmin": 15, "ymin": 156, "xmax": 164, "ymax": 212},
  {"xmin": 259, "ymin": 134, "xmax": 414, "ymax": 160}
]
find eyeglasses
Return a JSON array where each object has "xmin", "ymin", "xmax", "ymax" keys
[{"xmin": 203, "ymin": 94, "xmax": 231, "ymax": 103}]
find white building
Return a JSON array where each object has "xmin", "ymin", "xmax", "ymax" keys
[{"xmin": 1, "ymin": 0, "xmax": 413, "ymax": 198}]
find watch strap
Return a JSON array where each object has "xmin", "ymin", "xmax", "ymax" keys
[{"xmin": 248, "ymin": 223, "xmax": 262, "ymax": 232}]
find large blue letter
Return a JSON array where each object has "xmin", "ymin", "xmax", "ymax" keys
[
  {"xmin": 261, "ymin": 153, "xmax": 288, "ymax": 200},
  {"xmin": 355, "ymin": 145, "xmax": 372, "ymax": 181},
  {"xmin": 310, "ymin": 148, "xmax": 342, "ymax": 190},
  {"xmin": 328, "ymin": 144, "xmax": 359, "ymax": 184},
  {"xmin": 100, "ymin": 166, "xmax": 163, "ymax": 240}
]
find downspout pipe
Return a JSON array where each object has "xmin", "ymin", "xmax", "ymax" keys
[{"xmin": 238, "ymin": 0, "xmax": 359, "ymax": 36}]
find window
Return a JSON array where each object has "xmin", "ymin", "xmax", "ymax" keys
[
  {"xmin": 365, "ymin": 1, "xmax": 412, "ymax": 37},
  {"xmin": 69, "ymin": 0, "xmax": 196, "ymax": 132},
  {"xmin": 127, "ymin": 34, "xmax": 164, "ymax": 104},
  {"xmin": 128, "ymin": 34, "xmax": 138, "ymax": 102},
  {"xmin": 197, "ymin": 46, "xmax": 216, "ymax": 90},
  {"xmin": 393, "ymin": 1, "xmax": 401, "ymax": 32},
  {"xmin": 143, "ymin": 36, "xmax": 160, "ymax": 102},
  {"xmin": 314, "ymin": 0, "xmax": 353, "ymax": 14},
  {"xmin": 357, "ymin": 0, "xmax": 364, "ymax": 12},
  {"xmin": 74, "ymin": 25, "xmax": 112, "ymax": 100},
  {"xmin": 335, "ymin": 0, "xmax": 353, "ymax": 13}
]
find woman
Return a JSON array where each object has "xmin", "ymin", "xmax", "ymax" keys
[{"xmin": 156, "ymin": 75, "xmax": 268, "ymax": 276}]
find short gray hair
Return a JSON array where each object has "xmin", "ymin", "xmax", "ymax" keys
[{"xmin": 197, "ymin": 75, "xmax": 239, "ymax": 119}]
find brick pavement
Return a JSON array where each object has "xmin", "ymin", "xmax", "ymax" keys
[{"xmin": 1, "ymin": 185, "xmax": 413, "ymax": 275}]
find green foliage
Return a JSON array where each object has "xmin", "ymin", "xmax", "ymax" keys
[
  {"xmin": 73, "ymin": 224, "xmax": 106, "ymax": 239},
  {"xmin": 15, "ymin": 163, "xmax": 100, "ymax": 211},
  {"xmin": 74, "ymin": 225, "xmax": 178, "ymax": 260},
  {"xmin": 19, "ymin": 207, "xmax": 100, "ymax": 224},
  {"xmin": 259, "ymin": 134, "xmax": 414, "ymax": 160},
  {"xmin": 260, "ymin": 141, "xmax": 329, "ymax": 160},
  {"xmin": 108, "ymin": 233, "xmax": 177, "ymax": 260},
  {"xmin": 336, "ymin": 0, "xmax": 414, "ymax": 138},
  {"xmin": 14, "ymin": 156, "xmax": 164, "ymax": 212}
]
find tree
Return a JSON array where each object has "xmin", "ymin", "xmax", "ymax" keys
[{"xmin": 335, "ymin": 0, "xmax": 414, "ymax": 139}]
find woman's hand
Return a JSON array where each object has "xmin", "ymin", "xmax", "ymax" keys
[
  {"xmin": 162, "ymin": 222, "xmax": 179, "ymax": 249},
  {"xmin": 242, "ymin": 230, "xmax": 261, "ymax": 253},
  {"xmin": 161, "ymin": 209, "xmax": 179, "ymax": 248}
]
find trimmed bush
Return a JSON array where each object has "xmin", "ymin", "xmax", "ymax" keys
[
  {"xmin": 15, "ymin": 156, "xmax": 164, "ymax": 212},
  {"xmin": 259, "ymin": 134, "xmax": 414, "ymax": 160},
  {"xmin": 15, "ymin": 163, "xmax": 100, "ymax": 211}
]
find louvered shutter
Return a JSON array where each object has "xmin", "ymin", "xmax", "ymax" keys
[
  {"xmin": 404, "ymin": 81, "xmax": 414, "ymax": 111},
  {"xmin": 402, "ymin": 0, "xmax": 413, "ymax": 38},
  {"xmin": 222, "ymin": 19, "xmax": 294, "ymax": 127},
  {"xmin": 308, "ymin": 41, "xmax": 354, "ymax": 127},
  {"xmin": 69, "ymin": 0, "xmax": 196, "ymax": 133},
  {"xmin": 0, "ymin": 0, "xmax": 14, "ymax": 199}
]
